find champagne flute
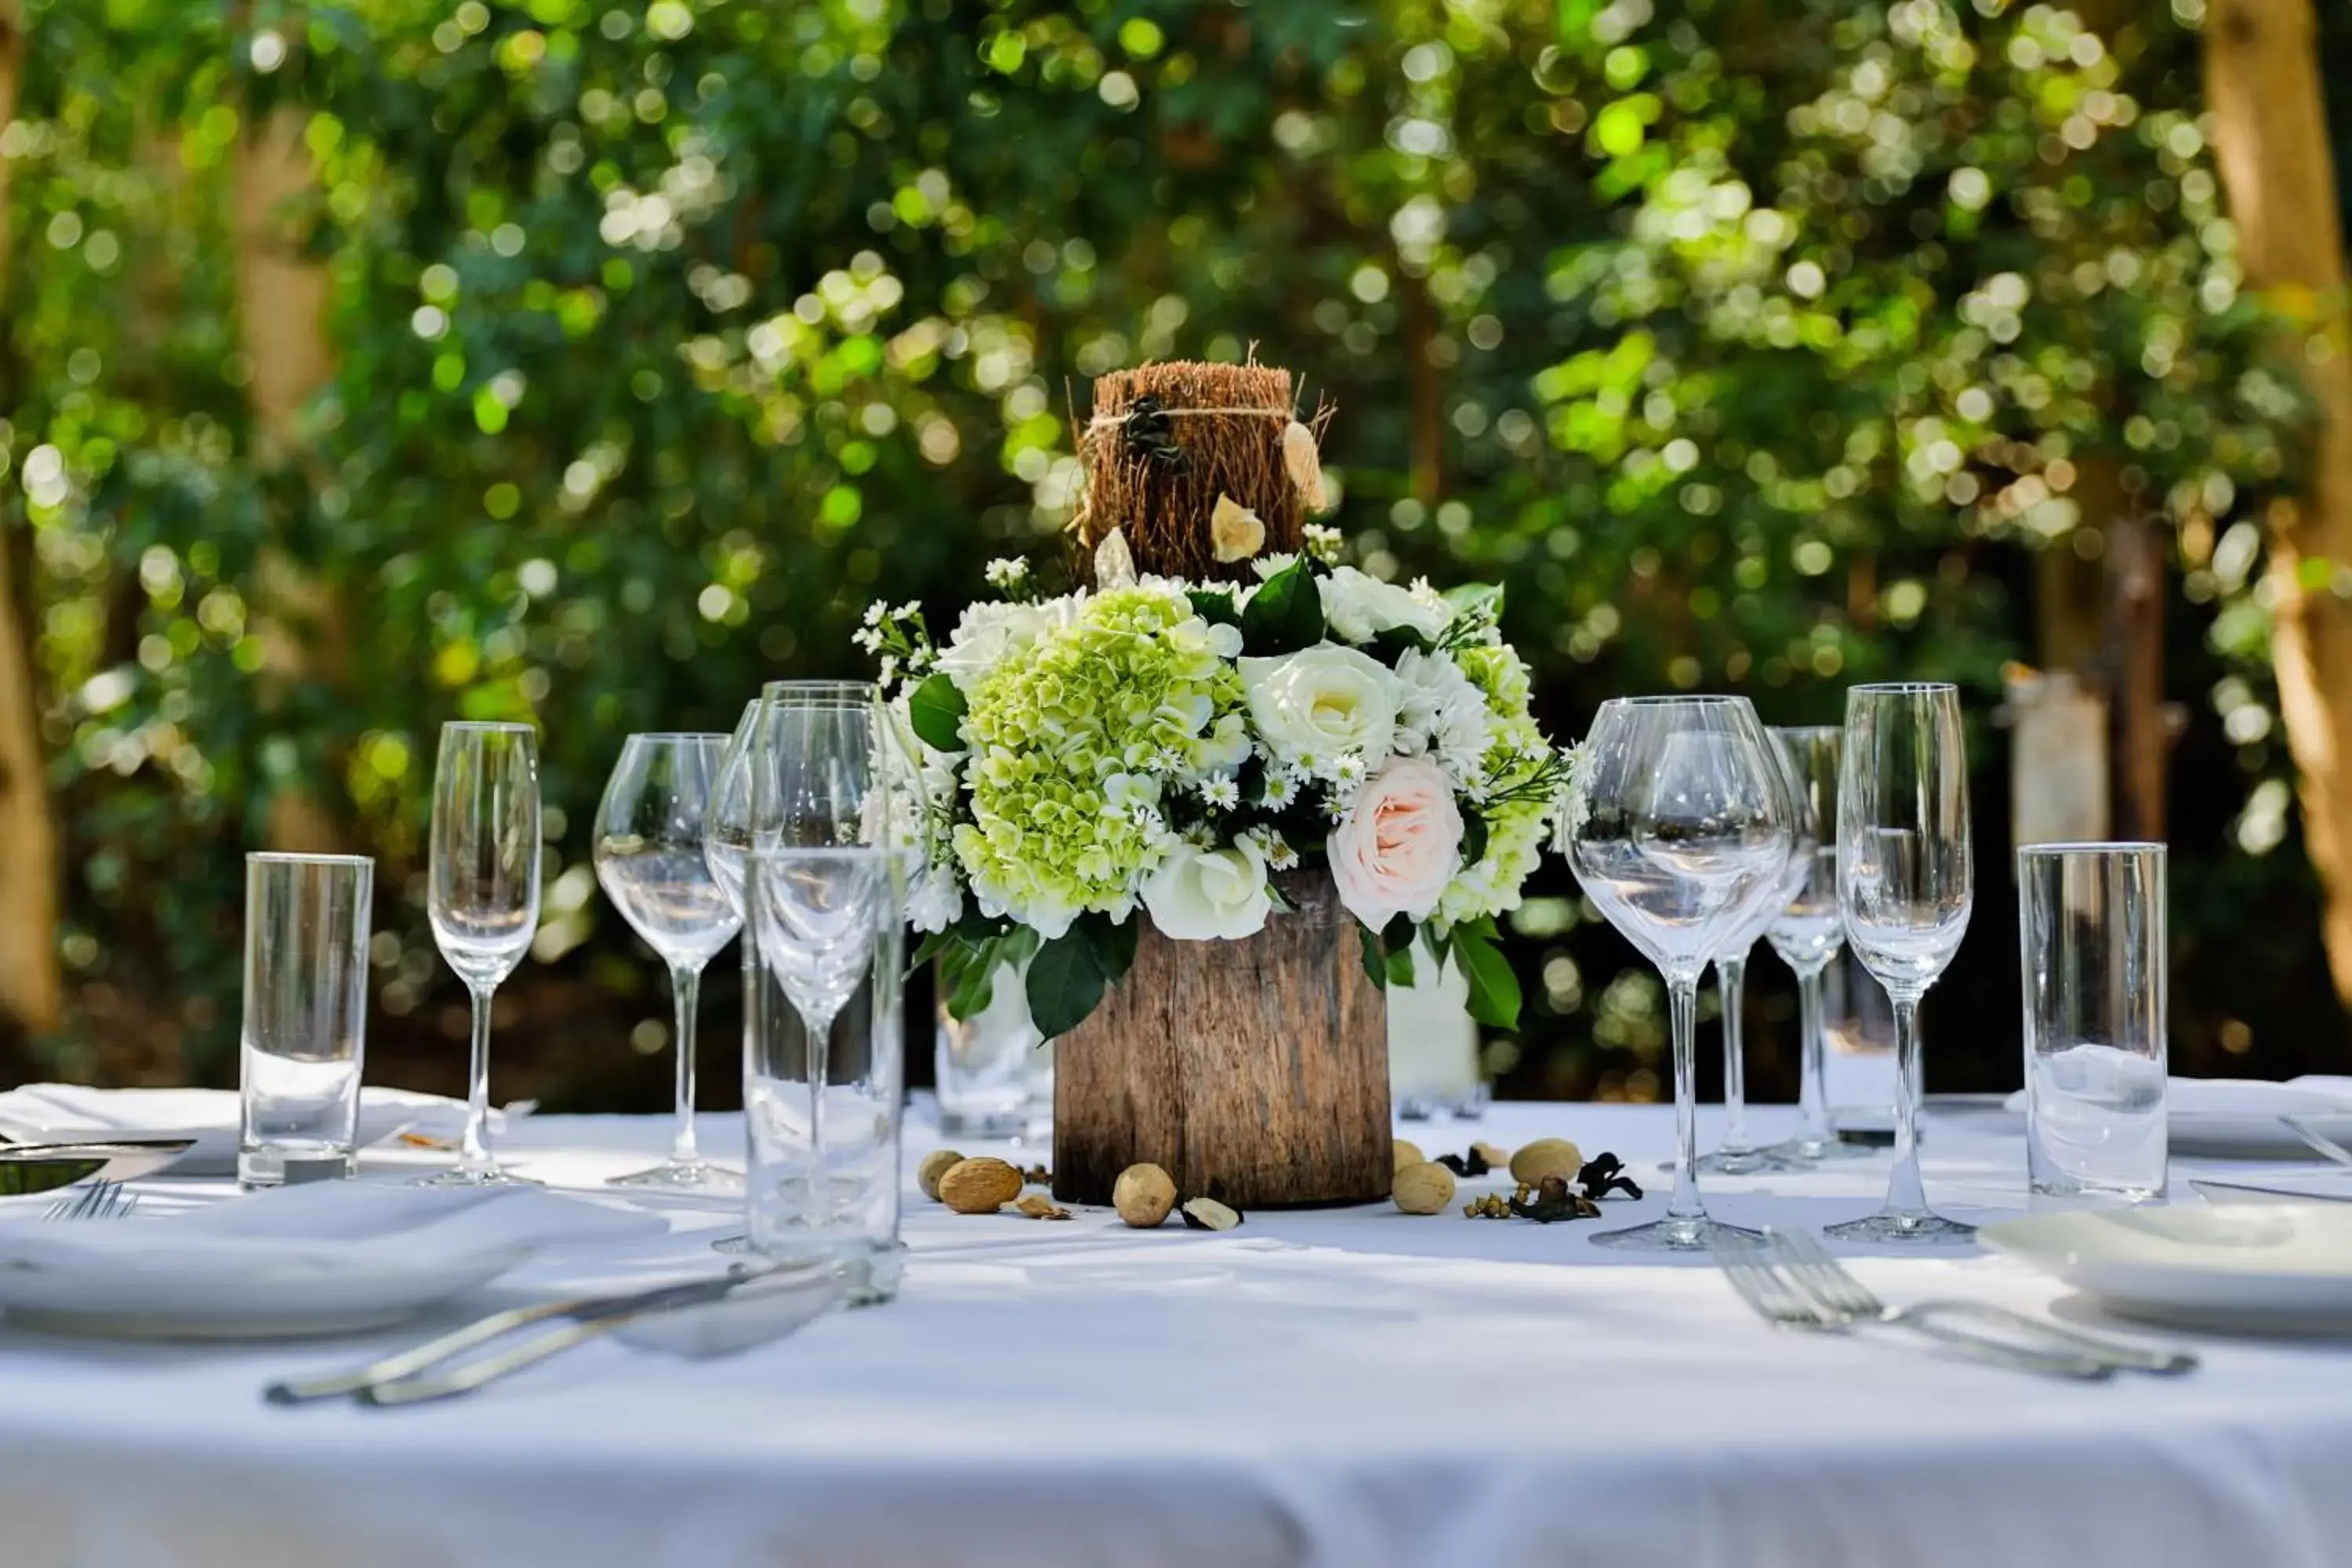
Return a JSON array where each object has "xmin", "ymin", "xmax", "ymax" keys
[
  {"xmin": 594, "ymin": 733, "xmax": 743, "ymax": 1192},
  {"xmin": 1566, "ymin": 695, "xmax": 1794, "ymax": 1251},
  {"xmin": 1763, "ymin": 726, "xmax": 1870, "ymax": 1162},
  {"xmin": 425, "ymin": 721, "xmax": 542, "ymax": 1186},
  {"xmin": 1827, "ymin": 683, "xmax": 1975, "ymax": 1242}
]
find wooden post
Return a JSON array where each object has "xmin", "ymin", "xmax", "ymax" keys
[
  {"xmin": 2205, "ymin": 0, "xmax": 2352, "ymax": 1003},
  {"xmin": 1053, "ymin": 873, "xmax": 1392, "ymax": 1208},
  {"xmin": 0, "ymin": 0, "xmax": 63, "ymax": 1036},
  {"xmin": 2107, "ymin": 514, "xmax": 2168, "ymax": 842}
]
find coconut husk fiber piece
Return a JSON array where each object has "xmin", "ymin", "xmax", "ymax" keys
[{"xmin": 1077, "ymin": 360, "xmax": 1332, "ymax": 584}]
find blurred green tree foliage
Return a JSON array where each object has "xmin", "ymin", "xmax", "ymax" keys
[{"xmin": 0, "ymin": 0, "xmax": 2318, "ymax": 1097}]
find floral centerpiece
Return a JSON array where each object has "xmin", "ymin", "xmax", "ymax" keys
[{"xmin": 857, "ymin": 359, "xmax": 1573, "ymax": 1207}]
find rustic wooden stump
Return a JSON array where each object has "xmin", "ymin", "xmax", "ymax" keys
[{"xmin": 1051, "ymin": 874, "xmax": 1392, "ymax": 1209}]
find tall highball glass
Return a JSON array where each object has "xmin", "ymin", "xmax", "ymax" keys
[
  {"xmin": 2020, "ymin": 842, "xmax": 2168, "ymax": 1205},
  {"xmin": 1566, "ymin": 695, "xmax": 1795, "ymax": 1251},
  {"xmin": 1828, "ymin": 683, "xmax": 1975, "ymax": 1242},
  {"xmin": 424, "ymin": 720, "xmax": 542, "ymax": 1186},
  {"xmin": 1763, "ymin": 726, "xmax": 1869, "ymax": 1162},
  {"xmin": 594, "ymin": 733, "xmax": 743, "ymax": 1192},
  {"xmin": 239, "ymin": 852, "xmax": 375, "ymax": 1188}
]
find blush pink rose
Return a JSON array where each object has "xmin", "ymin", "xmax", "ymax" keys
[{"xmin": 1328, "ymin": 755, "xmax": 1464, "ymax": 928}]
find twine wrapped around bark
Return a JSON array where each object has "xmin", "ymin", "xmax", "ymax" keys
[{"xmin": 1076, "ymin": 361, "xmax": 1333, "ymax": 583}]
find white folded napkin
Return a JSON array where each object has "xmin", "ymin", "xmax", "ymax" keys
[
  {"xmin": 0, "ymin": 1180, "xmax": 667, "ymax": 1276},
  {"xmin": 2001, "ymin": 1076, "xmax": 2352, "ymax": 1117},
  {"xmin": 0, "ymin": 1084, "xmax": 499, "ymax": 1176}
]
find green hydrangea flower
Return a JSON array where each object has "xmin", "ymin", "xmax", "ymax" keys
[{"xmin": 953, "ymin": 586, "xmax": 1245, "ymax": 935}]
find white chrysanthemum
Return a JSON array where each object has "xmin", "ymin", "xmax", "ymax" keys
[{"xmin": 1392, "ymin": 648, "xmax": 1497, "ymax": 784}]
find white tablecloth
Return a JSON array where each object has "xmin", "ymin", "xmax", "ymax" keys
[{"xmin": 2, "ymin": 1099, "xmax": 2349, "ymax": 1568}]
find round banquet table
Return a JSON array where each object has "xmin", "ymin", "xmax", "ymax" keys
[{"xmin": 2, "ymin": 1098, "xmax": 2349, "ymax": 1568}]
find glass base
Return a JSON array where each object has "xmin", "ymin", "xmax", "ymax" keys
[
  {"xmin": 711, "ymin": 1232, "xmax": 750, "ymax": 1254},
  {"xmin": 938, "ymin": 1110, "xmax": 1025, "ymax": 1140},
  {"xmin": 1823, "ymin": 1208, "xmax": 1976, "ymax": 1243},
  {"xmin": 1766, "ymin": 1134, "xmax": 1875, "ymax": 1163},
  {"xmin": 608, "ymin": 1159, "xmax": 744, "ymax": 1194},
  {"xmin": 414, "ymin": 1163, "xmax": 539, "ymax": 1188},
  {"xmin": 1590, "ymin": 1214, "xmax": 1764, "ymax": 1252},
  {"xmin": 1689, "ymin": 1144, "xmax": 1813, "ymax": 1175},
  {"xmin": 712, "ymin": 1236, "xmax": 899, "ymax": 1304}
]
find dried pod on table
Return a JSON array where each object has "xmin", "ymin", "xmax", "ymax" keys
[
  {"xmin": 1435, "ymin": 1149, "xmax": 1490, "ymax": 1178},
  {"xmin": 938, "ymin": 1156, "xmax": 1025, "ymax": 1214},
  {"xmin": 1014, "ymin": 1193, "xmax": 1073, "ymax": 1221},
  {"xmin": 1392, "ymin": 1139, "xmax": 1426, "ymax": 1171},
  {"xmin": 916, "ymin": 1149, "xmax": 966, "ymax": 1203},
  {"xmin": 1021, "ymin": 1163, "xmax": 1053, "ymax": 1185},
  {"xmin": 1577, "ymin": 1152, "xmax": 1644, "ymax": 1201},
  {"xmin": 1113, "ymin": 1163, "xmax": 1178, "ymax": 1229},
  {"xmin": 1181, "ymin": 1196, "xmax": 1245, "ymax": 1232},
  {"xmin": 1508, "ymin": 1138, "xmax": 1584, "ymax": 1188},
  {"xmin": 1471, "ymin": 1141, "xmax": 1512, "ymax": 1171},
  {"xmin": 1392, "ymin": 1161, "xmax": 1457, "ymax": 1215}
]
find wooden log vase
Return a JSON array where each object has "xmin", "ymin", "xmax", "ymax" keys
[{"xmin": 1051, "ymin": 871, "xmax": 1392, "ymax": 1209}]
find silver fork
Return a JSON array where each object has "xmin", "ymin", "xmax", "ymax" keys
[
  {"xmin": 43, "ymin": 1181, "xmax": 136, "ymax": 1221},
  {"xmin": 1769, "ymin": 1227, "xmax": 2196, "ymax": 1376},
  {"xmin": 1711, "ymin": 1234, "xmax": 2113, "ymax": 1379}
]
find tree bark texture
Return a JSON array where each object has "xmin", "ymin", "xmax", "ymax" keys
[
  {"xmin": 233, "ymin": 99, "xmax": 342, "ymax": 854},
  {"xmin": 2205, "ymin": 0, "xmax": 2352, "ymax": 1002},
  {"xmin": 1052, "ymin": 874, "xmax": 1392, "ymax": 1209},
  {"xmin": 0, "ymin": 0, "xmax": 63, "ymax": 1033}
]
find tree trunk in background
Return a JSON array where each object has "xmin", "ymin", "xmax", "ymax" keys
[
  {"xmin": 234, "ymin": 100, "xmax": 342, "ymax": 854},
  {"xmin": 0, "ymin": 0, "xmax": 64, "ymax": 1035},
  {"xmin": 2206, "ymin": 0, "xmax": 2352, "ymax": 1004}
]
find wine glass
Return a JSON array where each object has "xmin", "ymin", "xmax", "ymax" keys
[
  {"xmin": 1693, "ymin": 764, "xmax": 1817, "ymax": 1176},
  {"xmin": 425, "ymin": 721, "xmax": 543, "ymax": 1186},
  {"xmin": 1827, "ymin": 683, "xmax": 1975, "ymax": 1243},
  {"xmin": 593, "ymin": 733, "xmax": 743, "ymax": 1192},
  {"xmin": 1566, "ymin": 695, "xmax": 1794, "ymax": 1251},
  {"xmin": 705, "ymin": 681, "xmax": 877, "ymax": 918},
  {"xmin": 1763, "ymin": 726, "xmax": 1870, "ymax": 1163}
]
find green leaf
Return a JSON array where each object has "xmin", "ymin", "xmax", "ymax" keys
[
  {"xmin": 1026, "ymin": 930, "xmax": 1110, "ymax": 1038},
  {"xmin": 1187, "ymin": 587, "xmax": 1240, "ymax": 626},
  {"xmin": 1083, "ymin": 913, "xmax": 1140, "ymax": 984},
  {"xmin": 1359, "ymin": 922, "xmax": 1386, "ymax": 989},
  {"xmin": 1385, "ymin": 940, "xmax": 1418, "ymax": 989},
  {"xmin": 1461, "ymin": 811, "xmax": 1490, "ymax": 866},
  {"xmin": 1450, "ymin": 926, "xmax": 1523, "ymax": 1030},
  {"xmin": 947, "ymin": 946, "xmax": 998, "ymax": 1018},
  {"xmin": 1240, "ymin": 560, "xmax": 1325, "ymax": 655},
  {"xmin": 907, "ymin": 672, "xmax": 967, "ymax": 753},
  {"xmin": 1443, "ymin": 581, "xmax": 1504, "ymax": 619},
  {"xmin": 910, "ymin": 929, "xmax": 958, "ymax": 970}
]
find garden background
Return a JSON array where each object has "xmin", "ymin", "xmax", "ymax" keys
[{"xmin": 2, "ymin": 0, "xmax": 2347, "ymax": 1113}]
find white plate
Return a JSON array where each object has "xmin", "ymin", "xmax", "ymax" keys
[
  {"xmin": 1980, "ymin": 1203, "xmax": 2352, "ymax": 1334},
  {"xmin": 0, "ymin": 1086, "xmax": 494, "ymax": 1177},
  {"xmin": 1999, "ymin": 1078, "xmax": 2352, "ymax": 1160}
]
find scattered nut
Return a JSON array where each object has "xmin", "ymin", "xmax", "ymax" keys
[
  {"xmin": 1113, "ymin": 1163, "xmax": 1178, "ymax": 1229},
  {"xmin": 1509, "ymin": 1138, "xmax": 1584, "ymax": 1188},
  {"xmin": 1014, "ymin": 1193, "xmax": 1073, "ymax": 1221},
  {"xmin": 1464, "ymin": 1192, "xmax": 1512, "ymax": 1219},
  {"xmin": 938, "ymin": 1156, "xmax": 1025, "ymax": 1214},
  {"xmin": 1393, "ymin": 1160, "xmax": 1457, "ymax": 1215},
  {"xmin": 1471, "ymin": 1140, "xmax": 1512, "ymax": 1171},
  {"xmin": 1181, "ymin": 1196, "xmax": 1245, "ymax": 1231},
  {"xmin": 1393, "ymin": 1139, "xmax": 1426, "ymax": 1171},
  {"xmin": 917, "ymin": 1149, "xmax": 965, "ymax": 1203},
  {"xmin": 1020, "ymin": 1163, "xmax": 1053, "ymax": 1185}
]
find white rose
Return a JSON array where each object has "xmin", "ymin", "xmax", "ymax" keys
[
  {"xmin": 1142, "ymin": 838, "xmax": 1274, "ymax": 941},
  {"xmin": 1238, "ymin": 644, "xmax": 1400, "ymax": 767},
  {"xmin": 1316, "ymin": 566, "xmax": 1451, "ymax": 646}
]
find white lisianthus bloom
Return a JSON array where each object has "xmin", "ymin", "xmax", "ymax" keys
[
  {"xmin": 906, "ymin": 864, "xmax": 964, "ymax": 933},
  {"xmin": 1316, "ymin": 565, "xmax": 1451, "ymax": 646},
  {"xmin": 1141, "ymin": 837, "xmax": 1274, "ymax": 941},
  {"xmin": 1392, "ymin": 648, "xmax": 1499, "ymax": 782},
  {"xmin": 1238, "ymin": 644, "xmax": 1400, "ymax": 766}
]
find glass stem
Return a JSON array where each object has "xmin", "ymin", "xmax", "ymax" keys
[
  {"xmin": 1719, "ymin": 953, "xmax": 1748, "ymax": 1150},
  {"xmin": 669, "ymin": 963, "xmax": 702, "ymax": 1167},
  {"xmin": 805, "ymin": 1007, "xmax": 834, "ymax": 1226},
  {"xmin": 1885, "ymin": 993, "xmax": 1929, "ymax": 1217},
  {"xmin": 1666, "ymin": 974, "xmax": 1704, "ymax": 1225},
  {"xmin": 460, "ymin": 983, "xmax": 496, "ymax": 1178},
  {"xmin": 1795, "ymin": 965, "xmax": 1832, "ymax": 1145}
]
